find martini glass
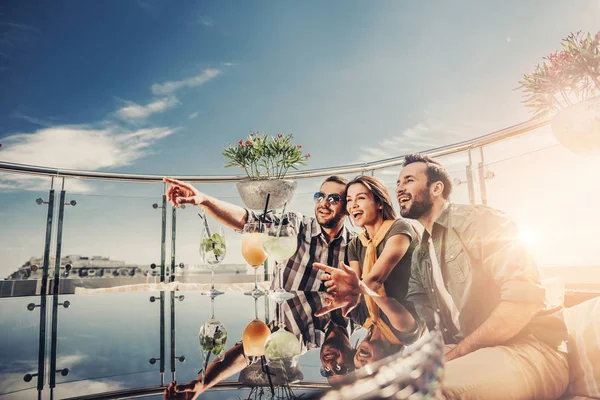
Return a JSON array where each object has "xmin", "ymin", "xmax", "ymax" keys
[
  {"xmin": 263, "ymin": 224, "xmax": 298, "ymax": 303},
  {"xmin": 242, "ymin": 222, "xmax": 268, "ymax": 298},
  {"xmin": 199, "ymin": 224, "xmax": 226, "ymax": 297}
]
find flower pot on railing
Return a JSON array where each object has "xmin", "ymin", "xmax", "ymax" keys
[
  {"xmin": 236, "ymin": 179, "xmax": 297, "ymax": 210},
  {"xmin": 551, "ymin": 96, "xmax": 600, "ymax": 155}
]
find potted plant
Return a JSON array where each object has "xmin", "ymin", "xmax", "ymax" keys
[
  {"xmin": 222, "ymin": 132, "xmax": 311, "ymax": 210},
  {"xmin": 518, "ymin": 31, "xmax": 600, "ymax": 154}
]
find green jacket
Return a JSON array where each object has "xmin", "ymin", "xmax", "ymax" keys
[{"xmin": 406, "ymin": 203, "xmax": 567, "ymax": 349}]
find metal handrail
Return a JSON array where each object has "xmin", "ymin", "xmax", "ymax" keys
[
  {"xmin": 61, "ymin": 381, "xmax": 331, "ymax": 400},
  {"xmin": 0, "ymin": 118, "xmax": 549, "ymax": 183}
]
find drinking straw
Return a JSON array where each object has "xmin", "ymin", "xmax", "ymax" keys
[
  {"xmin": 198, "ymin": 213, "xmax": 219, "ymax": 262},
  {"xmin": 261, "ymin": 194, "xmax": 270, "ymax": 225},
  {"xmin": 275, "ymin": 201, "xmax": 288, "ymax": 239},
  {"xmin": 198, "ymin": 213, "xmax": 212, "ymax": 237}
]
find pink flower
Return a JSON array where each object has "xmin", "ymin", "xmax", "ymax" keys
[
  {"xmin": 277, "ymin": 134, "xmax": 282, "ymax": 139},
  {"xmin": 297, "ymin": 145, "xmax": 302, "ymax": 149},
  {"xmin": 238, "ymin": 139, "xmax": 243, "ymax": 146},
  {"xmin": 595, "ymin": 32, "xmax": 600, "ymax": 42},
  {"xmin": 306, "ymin": 153, "xmax": 311, "ymax": 158},
  {"xmin": 245, "ymin": 140, "xmax": 251, "ymax": 146}
]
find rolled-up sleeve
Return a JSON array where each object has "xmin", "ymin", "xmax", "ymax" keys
[{"xmin": 478, "ymin": 210, "xmax": 545, "ymax": 307}]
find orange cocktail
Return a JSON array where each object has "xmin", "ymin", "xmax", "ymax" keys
[
  {"xmin": 242, "ymin": 222, "xmax": 268, "ymax": 297},
  {"xmin": 242, "ymin": 232, "xmax": 267, "ymax": 267}
]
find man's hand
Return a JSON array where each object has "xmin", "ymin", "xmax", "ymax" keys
[
  {"xmin": 314, "ymin": 261, "xmax": 361, "ymax": 295},
  {"xmin": 444, "ymin": 345, "xmax": 464, "ymax": 362},
  {"xmin": 163, "ymin": 379, "xmax": 204, "ymax": 400},
  {"xmin": 314, "ymin": 261, "xmax": 361, "ymax": 317},
  {"xmin": 315, "ymin": 291, "xmax": 360, "ymax": 317},
  {"xmin": 164, "ymin": 178, "xmax": 207, "ymax": 207}
]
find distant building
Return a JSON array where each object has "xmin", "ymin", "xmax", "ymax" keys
[{"xmin": 6, "ymin": 255, "xmax": 247, "ymax": 280}]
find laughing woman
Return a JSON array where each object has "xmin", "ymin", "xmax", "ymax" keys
[{"xmin": 340, "ymin": 175, "xmax": 422, "ymax": 346}]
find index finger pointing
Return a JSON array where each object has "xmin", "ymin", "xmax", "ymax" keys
[
  {"xmin": 163, "ymin": 177, "xmax": 189, "ymax": 188},
  {"xmin": 313, "ymin": 262, "xmax": 335, "ymax": 274}
]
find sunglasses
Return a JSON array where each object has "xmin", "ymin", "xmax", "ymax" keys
[
  {"xmin": 314, "ymin": 192, "xmax": 343, "ymax": 205},
  {"xmin": 320, "ymin": 363, "xmax": 352, "ymax": 377}
]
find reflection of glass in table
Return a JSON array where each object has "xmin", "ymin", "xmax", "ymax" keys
[{"xmin": 198, "ymin": 294, "xmax": 227, "ymax": 383}]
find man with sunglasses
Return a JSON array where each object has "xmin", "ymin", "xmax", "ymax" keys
[{"xmin": 163, "ymin": 175, "xmax": 355, "ymax": 291}]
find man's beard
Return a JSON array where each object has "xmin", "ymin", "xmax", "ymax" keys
[
  {"xmin": 401, "ymin": 188, "xmax": 433, "ymax": 219},
  {"xmin": 318, "ymin": 212, "xmax": 345, "ymax": 229}
]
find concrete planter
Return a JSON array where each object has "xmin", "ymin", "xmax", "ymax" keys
[
  {"xmin": 236, "ymin": 179, "xmax": 297, "ymax": 210},
  {"xmin": 551, "ymin": 96, "xmax": 600, "ymax": 155}
]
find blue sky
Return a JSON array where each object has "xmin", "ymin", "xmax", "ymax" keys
[{"xmin": 1, "ymin": 0, "xmax": 600, "ymax": 277}]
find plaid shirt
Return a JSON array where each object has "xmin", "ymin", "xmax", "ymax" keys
[
  {"xmin": 280, "ymin": 291, "xmax": 354, "ymax": 351},
  {"xmin": 247, "ymin": 210, "xmax": 355, "ymax": 291}
]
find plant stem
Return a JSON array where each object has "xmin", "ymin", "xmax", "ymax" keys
[
  {"xmin": 589, "ymin": 74, "xmax": 600, "ymax": 93},
  {"xmin": 551, "ymin": 94, "xmax": 566, "ymax": 111},
  {"xmin": 559, "ymin": 89, "xmax": 573, "ymax": 107}
]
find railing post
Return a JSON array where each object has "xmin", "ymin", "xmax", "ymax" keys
[
  {"xmin": 49, "ymin": 294, "xmax": 70, "ymax": 391},
  {"xmin": 52, "ymin": 180, "xmax": 66, "ymax": 294},
  {"xmin": 466, "ymin": 149, "xmax": 476, "ymax": 205},
  {"xmin": 170, "ymin": 205, "xmax": 177, "ymax": 283},
  {"xmin": 148, "ymin": 291, "xmax": 166, "ymax": 386},
  {"xmin": 477, "ymin": 147, "xmax": 488, "ymax": 206},
  {"xmin": 34, "ymin": 177, "xmax": 55, "ymax": 394},
  {"xmin": 160, "ymin": 185, "xmax": 167, "ymax": 283},
  {"xmin": 49, "ymin": 178, "xmax": 74, "ymax": 392},
  {"xmin": 160, "ymin": 291, "xmax": 165, "ymax": 385}
]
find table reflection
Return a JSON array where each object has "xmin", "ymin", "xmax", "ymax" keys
[
  {"xmin": 166, "ymin": 288, "xmax": 441, "ymax": 399},
  {"xmin": 0, "ymin": 286, "xmax": 441, "ymax": 399}
]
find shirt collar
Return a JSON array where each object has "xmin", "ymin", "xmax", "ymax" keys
[
  {"xmin": 311, "ymin": 218, "xmax": 350, "ymax": 244},
  {"xmin": 433, "ymin": 202, "xmax": 451, "ymax": 229},
  {"xmin": 422, "ymin": 202, "xmax": 450, "ymax": 243}
]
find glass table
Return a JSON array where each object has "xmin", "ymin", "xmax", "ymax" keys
[{"xmin": 0, "ymin": 285, "xmax": 443, "ymax": 400}]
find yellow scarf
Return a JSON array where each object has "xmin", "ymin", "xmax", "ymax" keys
[{"xmin": 358, "ymin": 219, "xmax": 401, "ymax": 345}]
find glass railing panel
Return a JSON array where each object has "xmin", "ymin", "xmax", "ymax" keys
[
  {"xmin": 55, "ymin": 180, "xmax": 164, "ymax": 288},
  {"xmin": 0, "ymin": 296, "xmax": 44, "ymax": 397},
  {"xmin": 50, "ymin": 292, "xmax": 162, "ymax": 395},
  {"xmin": 482, "ymin": 126, "xmax": 600, "ymax": 285},
  {"xmin": 0, "ymin": 175, "xmax": 55, "ymax": 292}
]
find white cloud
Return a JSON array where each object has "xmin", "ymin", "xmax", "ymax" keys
[
  {"xmin": 355, "ymin": 123, "xmax": 457, "ymax": 164},
  {"xmin": 188, "ymin": 111, "xmax": 199, "ymax": 119},
  {"xmin": 198, "ymin": 15, "xmax": 215, "ymax": 27},
  {"xmin": 116, "ymin": 97, "xmax": 179, "ymax": 121},
  {"xmin": 0, "ymin": 173, "xmax": 93, "ymax": 193},
  {"xmin": 151, "ymin": 68, "xmax": 222, "ymax": 95},
  {"xmin": 0, "ymin": 124, "xmax": 176, "ymax": 191},
  {"xmin": 1, "ymin": 125, "xmax": 175, "ymax": 170}
]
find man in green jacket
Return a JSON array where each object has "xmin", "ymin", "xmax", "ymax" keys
[{"xmin": 397, "ymin": 153, "xmax": 568, "ymax": 399}]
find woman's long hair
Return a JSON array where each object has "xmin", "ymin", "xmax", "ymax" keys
[{"xmin": 346, "ymin": 175, "xmax": 397, "ymax": 221}]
